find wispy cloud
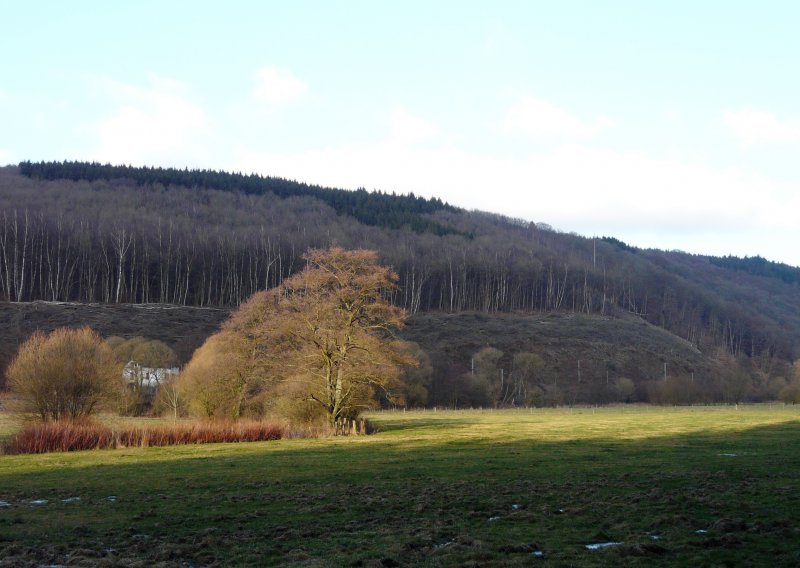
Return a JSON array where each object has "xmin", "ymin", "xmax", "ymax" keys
[
  {"xmin": 252, "ymin": 66, "xmax": 308, "ymax": 106},
  {"xmin": 91, "ymin": 76, "xmax": 210, "ymax": 166},
  {"xmin": 503, "ymin": 95, "xmax": 614, "ymax": 139},
  {"xmin": 231, "ymin": 117, "xmax": 799, "ymax": 264},
  {"xmin": 722, "ymin": 108, "xmax": 800, "ymax": 146}
]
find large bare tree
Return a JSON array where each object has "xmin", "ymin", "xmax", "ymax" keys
[{"xmin": 182, "ymin": 247, "xmax": 414, "ymax": 427}]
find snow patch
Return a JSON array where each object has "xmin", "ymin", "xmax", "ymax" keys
[{"xmin": 585, "ymin": 542, "xmax": 623, "ymax": 550}]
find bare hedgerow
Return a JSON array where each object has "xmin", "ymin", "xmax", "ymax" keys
[{"xmin": 7, "ymin": 327, "xmax": 123, "ymax": 421}]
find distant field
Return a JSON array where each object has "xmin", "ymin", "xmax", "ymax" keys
[{"xmin": 1, "ymin": 406, "xmax": 799, "ymax": 566}]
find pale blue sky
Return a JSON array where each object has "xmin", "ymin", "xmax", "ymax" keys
[{"xmin": 2, "ymin": 1, "xmax": 799, "ymax": 265}]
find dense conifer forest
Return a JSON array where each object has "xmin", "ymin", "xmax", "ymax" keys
[{"xmin": 2, "ymin": 162, "xmax": 799, "ymax": 374}]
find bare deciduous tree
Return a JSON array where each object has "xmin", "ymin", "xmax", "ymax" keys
[
  {"xmin": 182, "ymin": 247, "xmax": 415, "ymax": 429},
  {"xmin": 7, "ymin": 327, "xmax": 122, "ymax": 421}
]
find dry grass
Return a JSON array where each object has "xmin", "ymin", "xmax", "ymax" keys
[{"xmin": 402, "ymin": 311, "xmax": 712, "ymax": 385}]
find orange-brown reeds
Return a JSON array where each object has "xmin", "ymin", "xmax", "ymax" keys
[{"xmin": 3, "ymin": 419, "xmax": 289, "ymax": 454}]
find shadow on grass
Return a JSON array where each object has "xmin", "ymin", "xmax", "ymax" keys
[{"xmin": 0, "ymin": 420, "xmax": 799, "ymax": 567}]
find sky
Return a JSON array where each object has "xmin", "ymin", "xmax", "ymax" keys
[{"xmin": 2, "ymin": 1, "xmax": 799, "ymax": 266}]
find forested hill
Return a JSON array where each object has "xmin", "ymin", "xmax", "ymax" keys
[
  {"xmin": 2, "ymin": 162, "xmax": 800, "ymax": 367},
  {"xmin": 709, "ymin": 255, "xmax": 800, "ymax": 286},
  {"xmin": 19, "ymin": 160, "xmax": 459, "ymax": 236}
]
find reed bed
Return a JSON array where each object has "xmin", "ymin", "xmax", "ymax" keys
[{"xmin": 3, "ymin": 419, "xmax": 289, "ymax": 454}]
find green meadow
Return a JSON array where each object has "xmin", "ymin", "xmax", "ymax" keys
[{"xmin": 1, "ymin": 406, "xmax": 799, "ymax": 566}]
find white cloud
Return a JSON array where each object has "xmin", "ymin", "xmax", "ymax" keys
[
  {"xmin": 722, "ymin": 108, "xmax": 800, "ymax": 146},
  {"xmin": 388, "ymin": 108, "xmax": 439, "ymax": 144},
  {"xmin": 0, "ymin": 148, "xmax": 15, "ymax": 166},
  {"xmin": 231, "ymin": 135, "xmax": 799, "ymax": 266},
  {"xmin": 237, "ymin": 143, "xmax": 783, "ymax": 230},
  {"xmin": 503, "ymin": 95, "xmax": 614, "ymax": 139},
  {"xmin": 91, "ymin": 77, "xmax": 210, "ymax": 166},
  {"xmin": 252, "ymin": 66, "xmax": 308, "ymax": 105}
]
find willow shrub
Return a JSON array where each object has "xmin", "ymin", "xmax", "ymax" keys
[{"xmin": 3, "ymin": 419, "xmax": 290, "ymax": 454}]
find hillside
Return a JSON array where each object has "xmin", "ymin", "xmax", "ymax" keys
[
  {"xmin": 0, "ymin": 301, "xmax": 228, "ymax": 377},
  {"xmin": 1, "ymin": 301, "xmax": 718, "ymax": 405},
  {"xmin": 1, "ymin": 161, "xmax": 799, "ymax": 380},
  {"xmin": 403, "ymin": 310, "xmax": 718, "ymax": 406}
]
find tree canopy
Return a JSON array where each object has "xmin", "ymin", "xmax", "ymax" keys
[
  {"xmin": 7, "ymin": 327, "xmax": 122, "ymax": 421},
  {"xmin": 181, "ymin": 247, "xmax": 414, "ymax": 428},
  {"xmin": 18, "ymin": 160, "xmax": 459, "ymax": 235}
]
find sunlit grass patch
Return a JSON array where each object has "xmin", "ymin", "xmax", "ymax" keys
[
  {"xmin": 0, "ymin": 409, "xmax": 22, "ymax": 445},
  {"xmin": 367, "ymin": 404, "xmax": 800, "ymax": 443}
]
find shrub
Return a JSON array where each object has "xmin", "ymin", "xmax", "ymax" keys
[
  {"xmin": 3, "ymin": 419, "xmax": 113, "ymax": 454},
  {"xmin": 6, "ymin": 328, "xmax": 122, "ymax": 421},
  {"xmin": 779, "ymin": 380, "xmax": 800, "ymax": 404},
  {"xmin": 3, "ymin": 419, "xmax": 290, "ymax": 454},
  {"xmin": 647, "ymin": 376, "xmax": 708, "ymax": 405}
]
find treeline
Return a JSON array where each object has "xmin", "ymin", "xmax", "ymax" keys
[
  {"xmin": 397, "ymin": 344, "xmax": 800, "ymax": 409},
  {"xmin": 1, "ymin": 165, "xmax": 799, "ymax": 364},
  {"xmin": 19, "ymin": 160, "xmax": 459, "ymax": 236},
  {"xmin": 709, "ymin": 255, "xmax": 800, "ymax": 286}
]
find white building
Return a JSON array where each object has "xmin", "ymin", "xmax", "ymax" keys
[{"xmin": 122, "ymin": 361, "xmax": 179, "ymax": 390}]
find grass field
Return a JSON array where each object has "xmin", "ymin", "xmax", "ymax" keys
[
  {"xmin": 0, "ymin": 412, "xmax": 19, "ymax": 445},
  {"xmin": 1, "ymin": 406, "xmax": 799, "ymax": 566}
]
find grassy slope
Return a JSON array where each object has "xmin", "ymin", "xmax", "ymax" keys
[
  {"xmin": 1, "ymin": 407, "xmax": 799, "ymax": 566},
  {"xmin": 403, "ymin": 311, "xmax": 711, "ymax": 383}
]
